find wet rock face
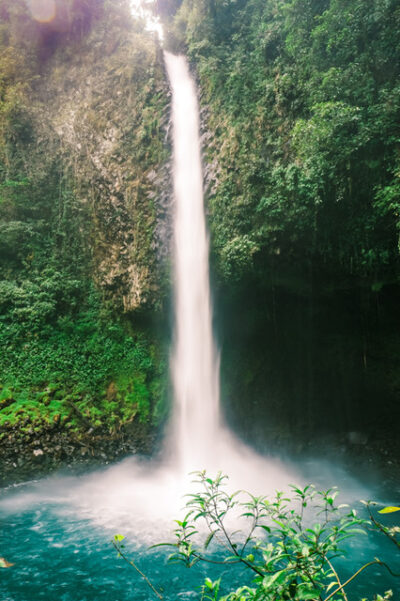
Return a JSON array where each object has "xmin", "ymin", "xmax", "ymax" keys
[
  {"xmin": 27, "ymin": 27, "xmax": 172, "ymax": 312},
  {"xmin": 0, "ymin": 3, "xmax": 171, "ymax": 476}
]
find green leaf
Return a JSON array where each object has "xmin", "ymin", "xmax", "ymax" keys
[
  {"xmin": 0, "ymin": 557, "xmax": 14, "ymax": 568},
  {"xmin": 297, "ymin": 589, "xmax": 321, "ymax": 600},
  {"xmin": 378, "ymin": 507, "xmax": 400, "ymax": 514},
  {"xmin": 114, "ymin": 534, "xmax": 125, "ymax": 542},
  {"xmin": 263, "ymin": 570, "xmax": 287, "ymax": 589},
  {"xmin": 149, "ymin": 542, "xmax": 175, "ymax": 549},
  {"xmin": 204, "ymin": 531, "xmax": 216, "ymax": 549},
  {"xmin": 346, "ymin": 528, "xmax": 367, "ymax": 535},
  {"xmin": 326, "ymin": 582, "xmax": 337, "ymax": 592}
]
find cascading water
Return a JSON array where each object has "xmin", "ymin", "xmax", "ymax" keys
[
  {"xmin": 163, "ymin": 52, "xmax": 294, "ymax": 488},
  {"xmin": 165, "ymin": 52, "xmax": 219, "ymax": 473}
]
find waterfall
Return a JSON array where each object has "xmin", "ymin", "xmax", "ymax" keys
[
  {"xmin": 164, "ymin": 52, "xmax": 219, "ymax": 473},
  {"xmin": 162, "ymin": 51, "xmax": 289, "ymax": 487},
  {"xmin": 162, "ymin": 52, "xmax": 296, "ymax": 494},
  {"xmin": 0, "ymin": 51, "xmax": 299, "ymax": 545}
]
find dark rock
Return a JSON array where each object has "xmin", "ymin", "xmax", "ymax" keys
[{"xmin": 0, "ymin": 417, "xmax": 157, "ymax": 488}]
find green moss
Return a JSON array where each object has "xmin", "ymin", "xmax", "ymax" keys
[
  {"xmin": 0, "ymin": 387, "xmax": 13, "ymax": 402},
  {"xmin": 0, "ymin": 0, "xmax": 169, "ymax": 441}
]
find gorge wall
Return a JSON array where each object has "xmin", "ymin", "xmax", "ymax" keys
[{"xmin": 0, "ymin": 0, "xmax": 171, "ymax": 479}]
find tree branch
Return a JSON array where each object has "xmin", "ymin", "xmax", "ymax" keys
[{"xmin": 112, "ymin": 541, "xmax": 163, "ymax": 600}]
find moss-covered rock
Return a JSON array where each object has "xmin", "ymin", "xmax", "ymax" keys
[{"xmin": 0, "ymin": 0, "xmax": 172, "ymax": 466}]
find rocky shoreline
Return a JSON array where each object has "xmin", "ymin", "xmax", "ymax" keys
[
  {"xmin": 0, "ymin": 421, "xmax": 157, "ymax": 488},
  {"xmin": 2, "ymin": 421, "xmax": 399, "ymax": 501}
]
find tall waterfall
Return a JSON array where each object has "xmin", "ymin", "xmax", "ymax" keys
[
  {"xmin": 165, "ymin": 52, "xmax": 220, "ymax": 473},
  {"xmin": 0, "ymin": 51, "xmax": 299, "ymax": 546},
  {"xmin": 162, "ymin": 53, "xmax": 295, "ymax": 493}
]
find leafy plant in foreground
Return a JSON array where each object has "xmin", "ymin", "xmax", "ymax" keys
[
  {"xmin": 154, "ymin": 472, "xmax": 399, "ymax": 601},
  {"xmin": 112, "ymin": 473, "xmax": 400, "ymax": 600},
  {"xmin": 364, "ymin": 502, "xmax": 400, "ymax": 552}
]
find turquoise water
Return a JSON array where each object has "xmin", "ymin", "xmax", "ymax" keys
[
  {"xmin": 0, "ymin": 461, "xmax": 398, "ymax": 600},
  {"xmin": 0, "ymin": 508, "xmax": 227, "ymax": 601},
  {"xmin": 0, "ymin": 500, "xmax": 240, "ymax": 601}
]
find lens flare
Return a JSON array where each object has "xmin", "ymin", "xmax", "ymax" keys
[
  {"xmin": 130, "ymin": 0, "xmax": 163, "ymax": 40},
  {"xmin": 27, "ymin": 0, "xmax": 56, "ymax": 23}
]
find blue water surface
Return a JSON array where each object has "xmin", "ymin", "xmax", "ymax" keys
[{"xmin": 0, "ymin": 463, "xmax": 399, "ymax": 601}]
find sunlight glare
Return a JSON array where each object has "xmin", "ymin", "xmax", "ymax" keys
[
  {"xmin": 27, "ymin": 0, "xmax": 56, "ymax": 23},
  {"xmin": 130, "ymin": 0, "xmax": 163, "ymax": 40}
]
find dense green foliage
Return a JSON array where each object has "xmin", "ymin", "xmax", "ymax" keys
[
  {"xmin": 0, "ymin": 0, "xmax": 168, "ymax": 438},
  {"xmin": 158, "ymin": 0, "xmax": 400, "ymax": 441},
  {"xmin": 2, "ymin": 0, "xmax": 400, "ymax": 446},
  {"xmin": 167, "ymin": 0, "xmax": 400, "ymax": 286},
  {"xmin": 0, "ymin": 289, "xmax": 166, "ymax": 431}
]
